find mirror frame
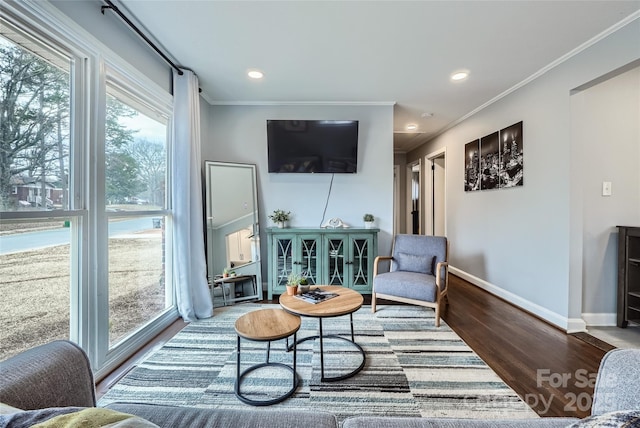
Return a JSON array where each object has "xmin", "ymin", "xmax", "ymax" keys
[{"xmin": 204, "ymin": 161, "xmax": 261, "ymax": 305}]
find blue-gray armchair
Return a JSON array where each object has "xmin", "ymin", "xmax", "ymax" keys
[{"xmin": 372, "ymin": 234, "xmax": 449, "ymax": 326}]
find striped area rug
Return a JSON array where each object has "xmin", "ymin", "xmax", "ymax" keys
[{"xmin": 99, "ymin": 304, "xmax": 537, "ymax": 424}]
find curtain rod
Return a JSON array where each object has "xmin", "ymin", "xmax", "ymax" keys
[{"xmin": 101, "ymin": 0, "xmax": 184, "ymax": 76}]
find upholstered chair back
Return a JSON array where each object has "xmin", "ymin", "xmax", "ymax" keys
[{"xmin": 390, "ymin": 234, "xmax": 447, "ymax": 280}]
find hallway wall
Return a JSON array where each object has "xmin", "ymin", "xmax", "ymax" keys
[{"xmin": 406, "ymin": 19, "xmax": 640, "ymax": 330}]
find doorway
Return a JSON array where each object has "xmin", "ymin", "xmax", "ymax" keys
[
  {"xmin": 406, "ymin": 161, "xmax": 421, "ymax": 234},
  {"xmin": 393, "ymin": 165, "xmax": 400, "ymax": 235},
  {"xmin": 425, "ymin": 150, "xmax": 446, "ymax": 236}
]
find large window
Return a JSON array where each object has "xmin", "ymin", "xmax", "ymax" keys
[
  {"xmin": 0, "ymin": 4, "xmax": 176, "ymax": 373},
  {"xmin": 0, "ymin": 23, "xmax": 75, "ymax": 360},
  {"xmin": 105, "ymin": 85, "xmax": 172, "ymax": 347}
]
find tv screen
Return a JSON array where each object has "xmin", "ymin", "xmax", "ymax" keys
[{"xmin": 267, "ymin": 120, "xmax": 359, "ymax": 173}]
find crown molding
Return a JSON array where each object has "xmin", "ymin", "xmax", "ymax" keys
[
  {"xmin": 203, "ymin": 99, "xmax": 396, "ymax": 107},
  {"xmin": 427, "ymin": 10, "xmax": 640, "ymax": 144}
]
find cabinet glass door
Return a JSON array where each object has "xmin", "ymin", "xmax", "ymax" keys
[
  {"xmin": 348, "ymin": 237, "xmax": 370, "ymax": 287},
  {"xmin": 299, "ymin": 237, "xmax": 319, "ymax": 284},
  {"xmin": 326, "ymin": 237, "xmax": 346, "ymax": 285},
  {"xmin": 275, "ymin": 237, "xmax": 293, "ymax": 287}
]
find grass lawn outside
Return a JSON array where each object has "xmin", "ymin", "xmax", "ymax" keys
[{"xmin": 0, "ymin": 218, "xmax": 167, "ymax": 361}]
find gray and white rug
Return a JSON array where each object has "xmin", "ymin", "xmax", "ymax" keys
[{"xmin": 99, "ymin": 304, "xmax": 537, "ymax": 423}]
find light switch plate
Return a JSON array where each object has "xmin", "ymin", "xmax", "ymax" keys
[{"xmin": 602, "ymin": 181, "xmax": 612, "ymax": 196}]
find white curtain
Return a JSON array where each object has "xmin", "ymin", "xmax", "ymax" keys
[{"xmin": 171, "ymin": 69, "xmax": 213, "ymax": 321}]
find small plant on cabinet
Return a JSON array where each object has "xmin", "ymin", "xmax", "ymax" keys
[{"xmin": 269, "ymin": 209, "xmax": 291, "ymax": 227}]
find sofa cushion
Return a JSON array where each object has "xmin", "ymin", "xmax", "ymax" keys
[
  {"xmin": 0, "ymin": 406, "xmax": 159, "ymax": 428},
  {"xmin": 0, "ymin": 405, "xmax": 83, "ymax": 427},
  {"xmin": 342, "ymin": 416, "xmax": 579, "ymax": 428},
  {"xmin": 374, "ymin": 271, "xmax": 437, "ymax": 302},
  {"xmin": 38, "ymin": 408, "xmax": 160, "ymax": 427},
  {"xmin": 106, "ymin": 403, "xmax": 338, "ymax": 428},
  {"xmin": 0, "ymin": 403, "xmax": 158, "ymax": 428},
  {"xmin": 566, "ymin": 410, "xmax": 640, "ymax": 427}
]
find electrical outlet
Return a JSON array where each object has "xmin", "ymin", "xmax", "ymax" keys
[{"xmin": 602, "ymin": 181, "xmax": 612, "ymax": 196}]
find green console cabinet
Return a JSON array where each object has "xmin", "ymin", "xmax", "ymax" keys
[{"xmin": 267, "ymin": 227, "xmax": 379, "ymax": 299}]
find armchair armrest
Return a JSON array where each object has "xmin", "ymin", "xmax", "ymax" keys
[
  {"xmin": 435, "ymin": 261, "xmax": 449, "ymax": 293},
  {"xmin": 373, "ymin": 255, "xmax": 393, "ymax": 276}
]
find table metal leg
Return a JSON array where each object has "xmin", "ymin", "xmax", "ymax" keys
[
  {"xmin": 319, "ymin": 318, "xmax": 325, "ymax": 380},
  {"xmin": 350, "ymin": 312, "xmax": 355, "ymax": 342},
  {"xmin": 236, "ymin": 335, "xmax": 241, "ymax": 380},
  {"xmin": 285, "ymin": 314, "xmax": 366, "ymax": 383},
  {"xmin": 235, "ymin": 334, "xmax": 299, "ymax": 406},
  {"xmin": 293, "ymin": 332, "xmax": 297, "ymax": 390}
]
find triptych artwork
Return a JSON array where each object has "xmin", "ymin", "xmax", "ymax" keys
[{"xmin": 464, "ymin": 121, "xmax": 523, "ymax": 192}]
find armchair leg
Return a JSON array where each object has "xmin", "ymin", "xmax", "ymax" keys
[
  {"xmin": 434, "ymin": 305, "xmax": 441, "ymax": 328},
  {"xmin": 372, "ymin": 292, "xmax": 377, "ymax": 313}
]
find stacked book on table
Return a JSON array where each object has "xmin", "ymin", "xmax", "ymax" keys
[{"xmin": 295, "ymin": 289, "xmax": 339, "ymax": 304}]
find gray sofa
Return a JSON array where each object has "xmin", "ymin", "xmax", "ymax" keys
[
  {"xmin": 0, "ymin": 340, "xmax": 336, "ymax": 428},
  {"xmin": 0, "ymin": 340, "xmax": 638, "ymax": 428}
]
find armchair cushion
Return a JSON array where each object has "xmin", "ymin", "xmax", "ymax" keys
[
  {"xmin": 374, "ymin": 271, "xmax": 437, "ymax": 302},
  {"xmin": 395, "ymin": 252, "xmax": 435, "ymax": 275}
]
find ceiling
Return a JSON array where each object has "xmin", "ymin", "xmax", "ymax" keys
[{"xmin": 119, "ymin": 0, "xmax": 640, "ymax": 153}]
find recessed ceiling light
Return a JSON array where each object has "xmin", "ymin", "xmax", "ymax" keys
[
  {"xmin": 247, "ymin": 70, "xmax": 263, "ymax": 79},
  {"xmin": 450, "ymin": 70, "xmax": 469, "ymax": 81},
  {"xmin": 406, "ymin": 124, "xmax": 418, "ymax": 131}
]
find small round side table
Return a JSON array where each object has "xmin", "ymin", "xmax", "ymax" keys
[{"xmin": 234, "ymin": 308, "xmax": 301, "ymax": 406}]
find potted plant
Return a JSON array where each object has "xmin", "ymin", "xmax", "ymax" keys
[
  {"xmin": 269, "ymin": 209, "xmax": 291, "ymax": 228},
  {"xmin": 286, "ymin": 272, "xmax": 302, "ymax": 295},
  {"xmin": 363, "ymin": 213, "xmax": 375, "ymax": 229},
  {"xmin": 222, "ymin": 267, "xmax": 231, "ymax": 278}
]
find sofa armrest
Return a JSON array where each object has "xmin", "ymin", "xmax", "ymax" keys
[
  {"xmin": 591, "ymin": 348, "xmax": 640, "ymax": 415},
  {"xmin": 0, "ymin": 340, "xmax": 96, "ymax": 410}
]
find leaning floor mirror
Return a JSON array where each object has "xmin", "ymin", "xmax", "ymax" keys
[{"xmin": 205, "ymin": 161, "xmax": 262, "ymax": 307}]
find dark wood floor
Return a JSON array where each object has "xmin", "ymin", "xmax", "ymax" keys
[
  {"xmin": 97, "ymin": 274, "xmax": 607, "ymax": 419},
  {"xmin": 442, "ymin": 275, "xmax": 605, "ymax": 419}
]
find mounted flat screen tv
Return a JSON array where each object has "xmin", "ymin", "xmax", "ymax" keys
[{"xmin": 267, "ymin": 120, "xmax": 359, "ymax": 173}]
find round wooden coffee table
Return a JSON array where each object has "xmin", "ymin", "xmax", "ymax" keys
[
  {"xmin": 279, "ymin": 286, "xmax": 365, "ymax": 382},
  {"xmin": 234, "ymin": 308, "xmax": 301, "ymax": 406}
]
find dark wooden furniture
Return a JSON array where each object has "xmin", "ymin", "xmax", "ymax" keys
[{"xmin": 617, "ymin": 226, "xmax": 640, "ymax": 328}]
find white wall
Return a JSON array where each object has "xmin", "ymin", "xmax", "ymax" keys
[
  {"xmin": 202, "ymin": 104, "xmax": 395, "ymax": 283},
  {"xmin": 407, "ymin": 18, "xmax": 640, "ymax": 330},
  {"xmin": 572, "ymin": 66, "xmax": 640, "ymax": 325}
]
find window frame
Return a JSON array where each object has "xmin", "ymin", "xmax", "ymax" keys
[
  {"xmin": 0, "ymin": 0, "xmax": 178, "ymax": 379},
  {"xmin": 99, "ymin": 61, "xmax": 175, "ymax": 366}
]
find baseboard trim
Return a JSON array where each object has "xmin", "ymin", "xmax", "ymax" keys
[
  {"xmin": 567, "ymin": 318, "xmax": 588, "ymax": 334},
  {"xmin": 450, "ymin": 267, "xmax": 578, "ymax": 332},
  {"xmin": 582, "ymin": 312, "xmax": 617, "ymax": 327}
]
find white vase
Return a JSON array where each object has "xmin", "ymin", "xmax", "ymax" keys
[
  {"xmin": 278, "ymin": 221, "xmax": 286, "ymax": 228},
  {"xmin": 364, "ymin": 221, "xmax": 374, "ymax": 229}
]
